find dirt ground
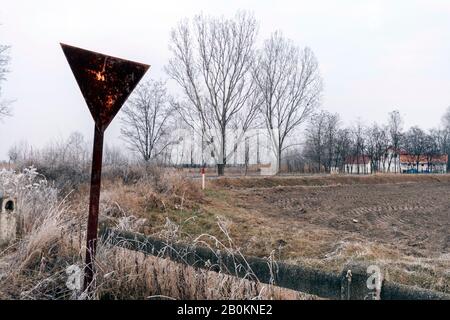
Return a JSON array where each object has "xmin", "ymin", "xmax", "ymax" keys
[
  {"xmin": 101, "ymin": 174, "xmax": 450, "ymax": 293},
  {"xmin": 187, "ymin": 175, "xmax": 449, "ymax": 292},
  {"xmin": 231, "ymin": 182, "xmax": 450, "ymax": 259}
]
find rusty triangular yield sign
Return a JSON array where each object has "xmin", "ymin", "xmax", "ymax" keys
[{"xmin": 61, "ymin": 43, "xmax": 150, "ymax": 131}]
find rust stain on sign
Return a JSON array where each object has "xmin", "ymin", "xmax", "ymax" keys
[{"xmin": 60, "ymin": 43, "xmax": 150, "ymax": 131}]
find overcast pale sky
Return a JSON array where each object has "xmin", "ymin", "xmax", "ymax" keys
[{"xmin": 0, "ymin": 0, "xmax": 449, "ymax": 160}]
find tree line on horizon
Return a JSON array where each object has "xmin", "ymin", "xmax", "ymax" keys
[
  {"xmin": 293, "ymin": 109, "xmax": 450, "ymax": 174},
  {"xmin": 1, "ymin": 12, "xmax": 449, "ymax": 176}
]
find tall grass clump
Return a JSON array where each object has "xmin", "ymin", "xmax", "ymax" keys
[
  {"xmin": 93, "ymin": 215, "xmax": 313, "ymax": 300},
  {"xmin": 0, "ymin": 167, "xmax": 84, "ymax": 299},
  {"xmin": 0, "ymin": 167, "xmax": 58, "ymax": 234}
]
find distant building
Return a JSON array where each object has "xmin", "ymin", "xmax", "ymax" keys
[
  {"xmin": 398, "ymin": 152, "xmax": 448, "ymax": 173},
  {"xmin": 343, "ymin": 155, "xmax": 371, "ymax": 174},
  {"xmin": 340, "ymin": 148, "xmax": 448, "ymax": 175},
  {"xmin": 380, "ymin": 148, "xmax": 448, "ymax": 173}
]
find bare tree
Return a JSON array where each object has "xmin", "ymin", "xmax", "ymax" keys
[
  {"xmin": 403, "ymin": 126, "xmax": 427, "ymax": 172},
  {"xmin": 442, "ymin": 106, "xmax": 450, "ymax": 129},
  {"xmin": 33, "ymin": 131, "xmax": 90, "ymax": 172},
  {"xmin": 351, "ymin": 121, "xmax": 367, "ymax": 174},
  {"xmin": 284, "ymin": 148, "xmax": 307, "ymax": 173},
  {"xmin": 166, "ymin": 12, "xmax": 259, "ymax": 175},
  {"xmin": 8, "ymin": 140, "xmax": 32, "ymax": 166},
  {"xmin": 253, "ymin": 31, "xmax": 322, "ymax": 173},
  {"xmin": 440, "ymin": 106, "xmax": 450, "ymax": 172},
  {"xmin": 304, "ymin": 111, "xmax": 340, "ymax": 173},
  {"xmin": 304, "ymin": 113, "xmax": 325, "ymax": 172},
  {"xmin": 324, "ymin": 112, "xmax": 340, "ymax": 172},
  {"xmin": 104, "ymin": 144, "xmax": 128, "ymax": 167},
  {"xmin": 387, "ymin": 110, "xmax": 403, "ymax": 172},
  {"xmin": 365, "ymin": 123, "xmax": 389, "ymax": 173},
  {"xmin": 334, "ymin": 128, "xmax": 352, "ymax": 172},
  {"xmin": 7, "ymin": 144, "xmax": 18, "ymax": 168},
  {"xmin": 120, "ymin": 80, "xmax": 174, "ymax": 162},
  {"xmin": 0, "ymin": 40, "xmax": 11, "ymax": 119},
  {"xmin": 64, "ymin": 131, "xmax": 90, "ymax": 169},
  {"xmin": 424, "ymin": 130, "xmax": 440, "ymax": 172}
]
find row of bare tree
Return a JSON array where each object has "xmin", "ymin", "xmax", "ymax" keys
[
  {"xmin": 3, "ymin": 12, "xmax": 449, "ymax": 176},
  {"xmin": 1, "ymin": 12, "xmax": 322, "ymax": 176},
  {"xmin": 300, "ymin": 109, "xmax": 450, "ymax": 173},
  {"xmin": 121, "ymin": 12, "xmax": 323, "ymax": 175}
]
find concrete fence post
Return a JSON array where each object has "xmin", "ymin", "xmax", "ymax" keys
[
  {"xmin": 340, "ymin": 262, "xmax": 382, "ymax": 300},
  {"xmin": 0, "ymin": 194, "xmax": 18, "ymax": 246}
]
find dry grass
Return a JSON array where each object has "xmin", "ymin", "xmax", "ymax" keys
[
  {"xmin": 94, "ymin": 245, "xmax": 317, "ymax": 300},
  {"xmin": 211, "ymin": 173, "xmax": 450, "ymax": 189},
  {"xmin": 0, "ymin": 168, "xmax": 84, "ymax": 299},
  {"xmin": 100, "ymin": 167, "xmax": 203, "ymax": 214},
  {"xmin": 98, "ymin": 170, "xmax": 212, "ymax": 238},
  {"xmin": 91, "ymin": 172, "xmax": 450, "ymax": 295},
  {"xmin": 284, "ymin": 241, "xmax": 450, "ymax": 293},
  {"xmin": 1, "ymin": 168, "xmax": 448, "ymax": 299},
  {"xmin": 0, "ymin": 167, "xmax": 317, "ymax": 300}
]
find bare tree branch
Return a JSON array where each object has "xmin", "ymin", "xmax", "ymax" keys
[
  {"xmin": 120, "ymin": 80, "xmax": 175, "ymax": 162},
  {"xmin": 0, "ymin": 42, "xmax": 11, "ymax": 119},
  {"xmin": 253, "ymin": 31, "xmax": 323, "ymax": 173},
  {"xmin": 166, "ymin": 12, "xmax": 259, "ymax": 174}
]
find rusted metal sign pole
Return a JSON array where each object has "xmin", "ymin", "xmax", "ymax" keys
[
  {"xmin": 85, "ymin": 124, "xmax": 104, "ymax": 290},
  {"xmin": 61, "ymin": 43, "xmax": 149, "ymax": 292}
]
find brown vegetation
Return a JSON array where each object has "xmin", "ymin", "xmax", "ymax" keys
[
  {"xmin": 210, "ymin": 173, "xmax": 450, "ymax": 189},
  {"xmin": 1, "ymin": 168, "xmax": 449, "ymax": 299},
  {"xmin": 0, "ymin": 167, "xmax": 318, "ymax": 299}
]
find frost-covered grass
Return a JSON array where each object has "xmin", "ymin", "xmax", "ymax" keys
[
  {"xmin": 0, "ymin": 168, "xmax": 307, "ymax": 300},
  {"xmin": 0, "ymin": 167, "xmax": 58, "ymax": 234}
]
